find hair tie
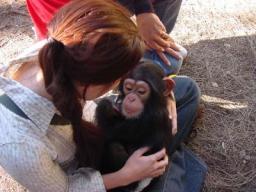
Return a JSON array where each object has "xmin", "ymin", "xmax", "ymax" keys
[{"xmin": 48, "ymin": 37, "xmax": 65, "ymax": 49}]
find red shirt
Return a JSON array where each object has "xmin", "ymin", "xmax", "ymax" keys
[
  {"xmin": 26, "ymin": 0, "xmax": 155, "ymax": 40},
  {"xmin": 26, "ymin": 0, "xmax": 70, "ymax": 39}
]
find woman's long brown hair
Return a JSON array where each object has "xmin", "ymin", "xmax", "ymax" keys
[{"xmin": 38, "ymin": 0, "xmax": 144, "ymax": 168}]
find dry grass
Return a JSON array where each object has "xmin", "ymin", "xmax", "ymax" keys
[
  {"xmin": 172, "ymin": 0, "xmax": 256, "ymax": 191},
  {"xmin": 0, "ymin": 0, "xmax": 256, "ymax": 191}
]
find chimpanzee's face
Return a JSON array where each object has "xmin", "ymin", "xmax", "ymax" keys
[{"xmin": 121, "ymin": 78, "xmax": 151, "ymax": 119}]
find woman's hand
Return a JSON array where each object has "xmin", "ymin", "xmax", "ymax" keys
[
  {"xmin": 167, "ymin": 91, "xmax": 178, "ymax": 135},
  {"xmin": 136, "ymin": 13, "xmax": 180, "ymax": 65},
  {"xmin": 102, "ymin": 147, "xmax": 168, "ymax": 189},
  {"xmin": 120, "ymin": 147, "xmax": 168, "ymax": 185}
]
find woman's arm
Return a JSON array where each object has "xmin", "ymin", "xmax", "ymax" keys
[
  {"xmin": 103, "ymin": 169, "xmax": 128, "ymax": 189},
  {"xmin": 0, "ymin": 142, "xmax": 105, "ymax": 192},
  {"xmin": 0, "ymin": 140, "xmax": 168, "ymax": 191},
  {"xmin": 103, "ymin": 147, "xmax": 169, "ymax": 190}
]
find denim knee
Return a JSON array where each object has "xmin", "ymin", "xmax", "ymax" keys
[
  {"xmin": 174, "ymin": 76, "xmax": 201, "ymax": 108},
  {"xmin": 186, "ymin": 77, "xmax": 201, "ymax": 106},
  {"xmin": 143, "ymin": 50, "xmax": 182, "ymax": 75},
  {"xmin": 169, "ymin": 77, "xmax": 200, "ymax": 153}
]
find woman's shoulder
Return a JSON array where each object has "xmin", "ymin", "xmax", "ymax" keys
[
  {"xmin": 1, "ymin": 40, "xmax": 47, "ymax": 75},
  {"xmin": 0, "ymin": 103, "xmax": 58, "ymax": 162},
  {"xmin": 9, "ymin": 40, "xmax": 47, "ymax": 66}
]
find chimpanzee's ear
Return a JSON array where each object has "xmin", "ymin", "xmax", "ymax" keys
[{"xmin": 163, "ymin": 77, "xmax": 175, "ymax": 96}]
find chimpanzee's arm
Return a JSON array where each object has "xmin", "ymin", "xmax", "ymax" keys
[
  {"xmin": 142, "ymin": 131, "xmax": 167, "ymax": 155},
  {"xmin": 95, "ymin": 99, "xmax": 123, "ymax": 134},
  {"xmin": 102, "ymin": 142, "xmax": 130, "ymax": 173}
]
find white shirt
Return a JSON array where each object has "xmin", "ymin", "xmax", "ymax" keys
[
  {"xmin": 0, "ymin": 75, "xmax": 106, "ymax": 192},
  {"xmin": 0, "ymin": 41, "xmax": 150, "ymax": 192}
]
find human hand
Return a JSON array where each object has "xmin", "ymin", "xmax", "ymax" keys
[
  {"xmin": 156, "ymin": 35, "xmax": 182, "ymax": 66},
  {"xmin": 167, "ymin": 91, "xmax": 177, "ymax": 135},
  {"xmin": 136, "ymin": 13, "xmax": 180, "ymax": 65},
  {"xmin": 120, "ymin": 147, "xmax": 168, "ymax": 185}
]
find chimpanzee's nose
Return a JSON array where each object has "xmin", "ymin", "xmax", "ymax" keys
[
  {"xmin": 127, "ymin": 94, "xmax": 136, "ymax": 102},
  {"xmin": 128, "ymin": 97, "xmax": 135, "ymax": 102}
]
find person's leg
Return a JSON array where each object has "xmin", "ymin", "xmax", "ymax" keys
[
  {"xmin": 117, "ymin": 0, "xmax": 182, "ymax": 34},
  {"xmin": 153, "ymin": 0, "xmax": 183, "ymax": 34},
  {"xmin": 143, "ymin": 50, "xmax": 183, "ymax": 75},
  {"xmin": 169, "ymin": 76, "xmax": 201, "ymax": 154},
  {"xmin": 116, "ymin": 0, "xmax": 135, "ymax": 13}
]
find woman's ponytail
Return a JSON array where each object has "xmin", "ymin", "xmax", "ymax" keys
[{"xmin": 39, "ymin": 40, "xmax": 102, "ymax": 168}]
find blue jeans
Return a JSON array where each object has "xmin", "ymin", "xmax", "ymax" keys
[
  {"xmin": 170, "ymin": 76, "xmax": 201, "ymax": 153},
  {"xmin": 153, "ymin": 0, "xmax": 182, "ymax": 33},
  {"xmin": 143, "ymin": 51, "xmax": 183, "ymax": 75}
]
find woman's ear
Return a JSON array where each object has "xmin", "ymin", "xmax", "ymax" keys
[{"xmin": 163, "ymin": 77, "xmax": 175, "ymax": 96}]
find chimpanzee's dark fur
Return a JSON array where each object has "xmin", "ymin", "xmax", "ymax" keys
[{"xmin": 95, "ymin": 63, "xmax": 172, "ymax": 191}]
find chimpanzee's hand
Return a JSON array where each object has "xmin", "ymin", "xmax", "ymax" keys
[
  {"xmin": 120, "ymin": 147, "xmax": 168, "ymax": 185},
  {"xmin": 96, "ymin": 99, "xmax": 118, "ymax": 120},
  {"xmin": 96, "ymin": 99, "xmax": 120, "ymax": 132},
  {"xmin": 167, "ymin": 91, "xmax": 177, "ymax": 135}
]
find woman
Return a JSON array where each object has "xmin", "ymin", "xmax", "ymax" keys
[
  {"xmin": 0, "ymin": 0, "xmax": 169, "ymax": 191},
  {"xmin": 0, "ymin": 0, "xmax": 201, "ymax": 191}
]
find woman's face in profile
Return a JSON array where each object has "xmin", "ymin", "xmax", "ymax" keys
[{"xmin": 79, "ymin": 79, "xmax": 120, "ymax": 101}]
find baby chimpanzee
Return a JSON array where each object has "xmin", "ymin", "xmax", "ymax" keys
[{"xmin": 96, "ymin": 62, "xmax": 175, "ymax": 191}]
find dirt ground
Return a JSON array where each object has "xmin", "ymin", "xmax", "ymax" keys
[{"xmin": 0, "ymin": 0, "xmax": 255, "ymax": 191}]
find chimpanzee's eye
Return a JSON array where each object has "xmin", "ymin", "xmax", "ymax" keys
[
  {"xmin": 138, "ymin": 89, "xmax": 146, "ymax": 95},
  {"xmin": 123, "ymin": 79, "xmax": 135, "ymax": 93},
  {"xmin": 125, "ymin": 85, "xmax": 133, "ymax": 92}
]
